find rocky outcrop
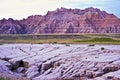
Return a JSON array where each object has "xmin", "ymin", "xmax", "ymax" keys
[
  {"xmin": 20, "ymin": 15, "xmax": 42, "ymax": 34},
  {"xmin": 28, "ymin": 7, "xmax": 120, "ymax": 34},
  {"xmin": 25, "ymin": 65, "xmax": 39, "ymax": 78},
  {"xmin": 0, "ymin": 44, "xmax": 120, "ymax": 80},
  {"xmin": 0, "ymin": 18, "xmax": 26, "ymax": 34},
  {"xmin": 0, "ymin": 7, "xmax": 120, "ymax": 34}
]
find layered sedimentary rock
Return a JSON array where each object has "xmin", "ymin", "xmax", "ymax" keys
[
  {"xmin": 0, "ymin": 7, "xmax": 120, "ymax": 34},
  {"xmin": 0, "ymin": 44, "xmax": 120, "ymax": 80},
  {"xmin": 0, "ymin": 18, "xmax": 26, "ymax": 34}
]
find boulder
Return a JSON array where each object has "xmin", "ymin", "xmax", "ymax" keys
[
  {"xmin": 0, "ymin": 65, "xmax": 13, "ymax": 74},
  {"xmin": 22, "ymin": 60, "xmax": 29, "ymax": 68},
  {"xmin": 0, "ymin": 60, "xmax": 12, "ymax": 69},
  {"xmin": 41, "ymin": 61, "xmax": 53, "ymax": 71},
  {"xmin": 103, "ymin": 64, "xmax": 120, "ymax": 73},
  {"xmin": 9, "ymin": 59, "xmax": 24, "ymax": 69},
  {"xmin": 25, "ymin": 65, "xmax": 39, "ymax": 78},
  {"xmin": 85, "ymin": 70, "xmax": 94, "ymax": 78},
  {"xmin": 17, "ymin": 67, "xmax": 25, "ymax": 73},
  {"xmin": 106, "ymin": 76, "xmax": 120, "ymax": 80},
  {"xmin": 44, "ymin": 68, "xmax": 52, "ymax": 75},
  {"xmin": 92, "ymin": 71, "xmax": 104, "ymax": 78}
]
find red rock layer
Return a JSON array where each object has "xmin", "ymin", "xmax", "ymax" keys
[{"xmin": 0, "ymin": 7, "xmax": 120, "ymax": 34}]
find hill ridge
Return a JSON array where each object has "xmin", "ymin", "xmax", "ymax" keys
[{"xmin": 0, "ymin": 7, "xmax": 120, "ymax": 34}]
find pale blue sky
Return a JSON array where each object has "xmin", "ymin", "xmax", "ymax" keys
[{"xmin": 0, "ymin": 0, "xmax": 120, "ymax": 19}]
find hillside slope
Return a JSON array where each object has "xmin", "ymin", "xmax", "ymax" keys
[{"xmin": 0, "ymin": 7, "xmax": 120, "ymax": 34}]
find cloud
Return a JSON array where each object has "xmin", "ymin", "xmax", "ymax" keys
[
  {"xmin": 0, "ymin": 0, "xmax": 66, "ymax": 19},
  {"xmin": 0, "ymin": 0, "xmax": 120, "ymax": 19}
]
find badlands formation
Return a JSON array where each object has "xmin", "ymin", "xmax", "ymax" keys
[
  {"xmin": 0, "ymin": 7, "xmax": 120, "ymax": 34},
  {"xmin": 0, "ymin": 44, "xmax": 120, "ymax": 80}
]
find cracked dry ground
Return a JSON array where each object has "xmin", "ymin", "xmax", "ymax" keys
[{"xmin": 0, "ymin": 44, "xmax": 120, "ymax": 80}]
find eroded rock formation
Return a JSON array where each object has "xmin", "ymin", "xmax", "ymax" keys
[
  {"xmin": 0, "ymin": 7, "xmax": 120, "ymax": 34},
  {"xmin": 0, "ymin": 44, "xmax": 120, "ymax": 80}
]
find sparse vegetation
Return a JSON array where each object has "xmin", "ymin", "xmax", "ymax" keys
[
  {"xmin": 0, "ymin": 77, "xmax": 10, "ymax": 80},
  {"xmin": 75, "ymin": 38, "xmax": 120, "ymax": 42},
  {"xmin": 74, "ymin": 37, "xmax": 120, "ymax": 44},
  {"xmin": 0, "ymin": 34, "xmax": 120, "ymax": 44},
  {"xmin": 0, "ymin": 77, "xmax": 4, "ymax": 80}
]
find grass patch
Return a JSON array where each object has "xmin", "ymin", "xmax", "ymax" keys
[
  {"xmin": 75, "ymin": 38, "xmax": 120, "ymax": 42},
  {"xmin": 74, "ymin": 37, "xmax": 120, "ymax": 44},
  {"xmin": 0, "ymin": 77, "xmax": 10, "ymax": 80},
  {"xmin": 0, "ymin": 77, "xmax": 4, "ymax": 80},
  {"xmin": 0, "ymin": 34, "xmax": 120, "ymax": 44}
]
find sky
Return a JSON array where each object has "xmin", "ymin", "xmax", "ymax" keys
[{"xmin": 0, "ymin": 0, "xmax": 120, "ymax": 19}]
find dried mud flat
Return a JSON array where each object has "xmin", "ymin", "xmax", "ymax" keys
[{"xmin": 0, "ymin": 44, "xmax": 120, "ymax": 80}]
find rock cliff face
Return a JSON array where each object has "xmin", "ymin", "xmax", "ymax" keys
[
  {"xmin": 0, "ymin": 7, "xmax": 120, "ymax": 34},
  {"xmin": 0, "ymin": 18, "xmax": 25, "ymax": 34},
  {"xmin": 20, "ymin": 15, "xmax": 42, "ymax": 34}
]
